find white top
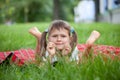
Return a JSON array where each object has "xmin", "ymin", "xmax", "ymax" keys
[
  {"xmin": 43, "ymin": 46, "xmax": 80, "ymax": 63},
  {"xmin": 70, "ymin": 46, "xmax": 79, "ymax": 61}
]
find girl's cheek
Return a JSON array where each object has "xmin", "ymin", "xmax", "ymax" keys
[
  {"xmin": 63, "ymin": 39, "xmax": 70, "ymax": 43},
  {"xmin": 48, "ymin": 38, "xmax": 55, "ymax": 42}
]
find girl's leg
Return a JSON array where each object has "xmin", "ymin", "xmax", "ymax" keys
[
  {"xmin": 29, "ymin": 27, "xmax": 42, "ymax": 53},
  {"xmin": 86, "ymin": 30, "xmax": 100, "ymax": 46},
  {"xmin": 85, "ymin": 30, "xmax": 100, "ymax": 56}
]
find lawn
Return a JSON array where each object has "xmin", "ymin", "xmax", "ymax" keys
[{"xmin": 0, "ymin": 22, "xmax": 120, "ymax": 80}]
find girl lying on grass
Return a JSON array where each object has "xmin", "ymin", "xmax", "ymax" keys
[
  {"xmin": 0, "ymin": 20, "xmax": 120, "ymax": 66},
  {"xmin": 29, "ymin": 20, "xmax": 100, "ymax": 64}
]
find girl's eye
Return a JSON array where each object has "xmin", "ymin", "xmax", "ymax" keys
[
  {"xmin": 52, "ymin": 35, "xmax": 57, "ymax": 37},
  {"xmin": 61, "ymin": 35, "xmax": 66, "ymax": 37}
]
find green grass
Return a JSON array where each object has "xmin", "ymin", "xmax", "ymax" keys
[{"xmin": 0, "ymin": 22, "xmax": 120, "ymax": 80}]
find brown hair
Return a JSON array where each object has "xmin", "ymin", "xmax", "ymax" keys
[{"xmin": 39, "ymin": 20, "xmax": 77, "ymax": 57}]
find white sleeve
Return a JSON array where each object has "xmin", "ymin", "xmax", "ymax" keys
[
  {"xmin": 70, "ymin": 46, "xmax": 79, "ymax": 61},
  {"xmin": 43, "ymin": 51, "xmax": 57, "ymax": 63}
]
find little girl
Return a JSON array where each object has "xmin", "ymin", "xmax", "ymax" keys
[
  {"xmin": 29, "ymin": 20, "xmax": 100, "ymax": 64},
  {"xmin": 29, "ymin": 20, "xmax": 78, "ymax": 64}
]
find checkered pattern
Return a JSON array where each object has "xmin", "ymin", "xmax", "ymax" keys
[
  {"xmin": 0, "ymin": 48, "xmax": 35, "ymax": 66},
  {"xmin": 77, "ymin": 44, "xmax": 120, "ymax": 59},
  {"xmin": 0, "ymin": 45, "xmax": 120, "ymax": 66}
]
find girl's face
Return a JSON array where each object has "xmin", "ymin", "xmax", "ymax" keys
[{"xmin": 48, "ymin": 28, "xmax": 71, "ymax": 50}]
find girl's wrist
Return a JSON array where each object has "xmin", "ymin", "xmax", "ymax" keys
[
  {"xmin": 49, "ymin": 54, "xmax": 55, "ymax": 63},
  {"xmin": 49, "ymin": 53, "xmax": 55, "ymax": 58}
]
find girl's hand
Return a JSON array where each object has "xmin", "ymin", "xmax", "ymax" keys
[
  {"xmin": 47, "ymin": 42, "xmax": 56, "ymax": 56},
  {"xmin": 62, "ymin": 43, "xmax": 71, "ymax": 56}
]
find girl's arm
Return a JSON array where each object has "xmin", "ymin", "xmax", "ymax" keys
[{"xmin": 46, "ymin": 42, "xmax": 56, "ymax": 63}]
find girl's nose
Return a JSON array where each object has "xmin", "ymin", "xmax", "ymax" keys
[{"xmin": 57, "ymin": 36, "xmax": 61, "ymax": 41}]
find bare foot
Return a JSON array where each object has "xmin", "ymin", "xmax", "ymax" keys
[
  {"xmin": 29, "ymin": 27, "xmax": 42, "ymax": 39},
  {"xmin": 86, "ymin": 30, "xmax": 100, "ymax": 46}
]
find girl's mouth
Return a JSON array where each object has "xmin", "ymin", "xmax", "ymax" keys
[{"xmin": 55, "ymin": 42, "xmax": 63, "ymax": 45}]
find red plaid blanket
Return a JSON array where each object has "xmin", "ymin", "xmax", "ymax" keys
[
  {"xmin": 0, "ymin": 48, "xmax": 35, "ymax": 66},
  {"xmin": 77, "ymin": 44, "xmax": 120, "ymax": 59},
  {"xmin": 0, "ymin": 44, "xmax": 120, "ymax": 66},
  {"xmin": 0, "ymin": 51, "xmax": 12, "ymax": 63}
]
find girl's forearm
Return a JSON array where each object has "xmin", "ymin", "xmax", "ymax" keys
[{"xmin": 49, "ymin": 54, "xmax": 55, "ymax": 63}]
